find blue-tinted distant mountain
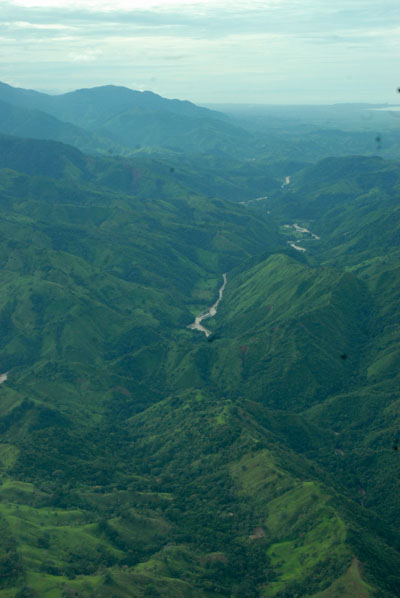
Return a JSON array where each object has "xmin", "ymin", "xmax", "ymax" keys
[
  {"xmin": 0, "ymin": 82, "xmax": 253, "ymax": 156},
  {"xmin": 0, "ymin": 81, "xmax": 47, "ymax": 109},
  {"xmin": 0, "ymin": 82, "xmax": 224, "ymax": 124},
  {"xmin": 206, "ymin": 102, "xmax": 400, "ymax": 132},
  {"xmin": 0, "ymin": 133, "xmax": 92, "ymax": 180},
  {"xmin": 0, "ymin": 97, "xmax": 120, "ymax": 154},
  {"xmin": 205, "ymin": 102, "xmax": 400, "ymax": 161}
]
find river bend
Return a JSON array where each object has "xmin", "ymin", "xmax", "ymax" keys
[{"xmin": 188, "ymin": 273, "xmax": 227, "ymax": 337}]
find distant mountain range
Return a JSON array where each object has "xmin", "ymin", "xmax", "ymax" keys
[
  {"xmin": 0, "ymin": 81, "xmax": 253, "ymax": 156},
  {"xmin": 2, "ymin": 81, "xmax": 400, "ymax": 164}
]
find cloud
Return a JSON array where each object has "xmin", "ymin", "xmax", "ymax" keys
[
  {"xmin": 1, "ymin": 0, "xmax": 399, "ymax": 102},
  {"xmin": 68, "ymin": 48, "xmax": 103, "ymax": 62}
]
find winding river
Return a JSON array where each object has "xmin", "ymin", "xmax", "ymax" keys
[
  {"xmin": 188, "ymin": 273, "xmax": 227, "ymax": 337},
  {"xmin": 284, "ymin": 222, "xmax": 321, "ymax": 252}
]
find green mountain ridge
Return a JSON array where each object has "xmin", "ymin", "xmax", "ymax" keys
[
  {"xmin": 0, "ymin": 136, "xmax": 399, "ymax": 597},
  {"xmin": 0, "ymin": 133, "xmax": 282, "ymax": 205},
  {"xmin": 0, "ymin": 99, "xmax": 117, "ymax": 156},
  {"xmin": 249, "ymin": 155, "xmax": 400, "ymax": 527}
]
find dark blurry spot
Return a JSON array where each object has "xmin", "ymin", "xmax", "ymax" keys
[
  {"xmin": 375, "ymin": 135, "xmax": 382, "ymax": 150},
  {"xmin": 397, "ymin": 87, "xmax": 400, "ymax": 93},
  {"xmin": 393, "ymin": 445, "xmax": 398, "ymax": 451},
  {"xmin": 340, "ymin": 354, "xmax": 347, "ymax": 360},
  {"xmin": 207, "ymin": 334, "xmax": 219, "ymax": 343},
  {"xmin": 170, "ymin": 167, "xmax": 175, "ymax": 173}
]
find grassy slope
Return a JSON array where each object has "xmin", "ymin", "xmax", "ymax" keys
[
  {"xmin": 168, "ymin": 253, "xmax": 369, "ymax": 410},
  {"xmin": 260, "ymin": 156, "xmax": 400, "ymax": 532}
]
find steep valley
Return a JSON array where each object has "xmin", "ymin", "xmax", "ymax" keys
[{"xmin": 0, "ymin": 135, "xmax": 399, "ymax": 598}]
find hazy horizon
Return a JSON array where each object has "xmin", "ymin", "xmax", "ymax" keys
[
  {"xmin": 2, "ymin": 79, "xmax": 400, "ymax": 109},
  {"xmin": 1, "ymin": 0, "xmax": 399, "ymax": 105}
]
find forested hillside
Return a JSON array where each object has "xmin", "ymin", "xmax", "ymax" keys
[{"xmin": 0, "ymin": 125, "xmax": 399, "ymax": 598}]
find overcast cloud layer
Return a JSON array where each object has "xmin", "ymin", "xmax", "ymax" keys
[{"xmin": 1, "ymin": 0, "xmax": 399, "ymax": 103}]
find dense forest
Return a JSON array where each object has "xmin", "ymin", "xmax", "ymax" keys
[{"xmin": 0, "ymin": 82, "xmax": 399, "ymax": 598}]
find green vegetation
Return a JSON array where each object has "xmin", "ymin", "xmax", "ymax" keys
[{"xmin": 0, "ymin": 130, "xmax": 399, "ymax": 597}]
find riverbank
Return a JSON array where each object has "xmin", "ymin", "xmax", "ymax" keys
[{"xmin": 188, "ymin": 273, "xmax": 227, "ymax": 337}]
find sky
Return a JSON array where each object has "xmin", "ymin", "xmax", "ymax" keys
[{"xmin": 1, "ymin": 0, "xmax": 399, "ymax": 104}]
